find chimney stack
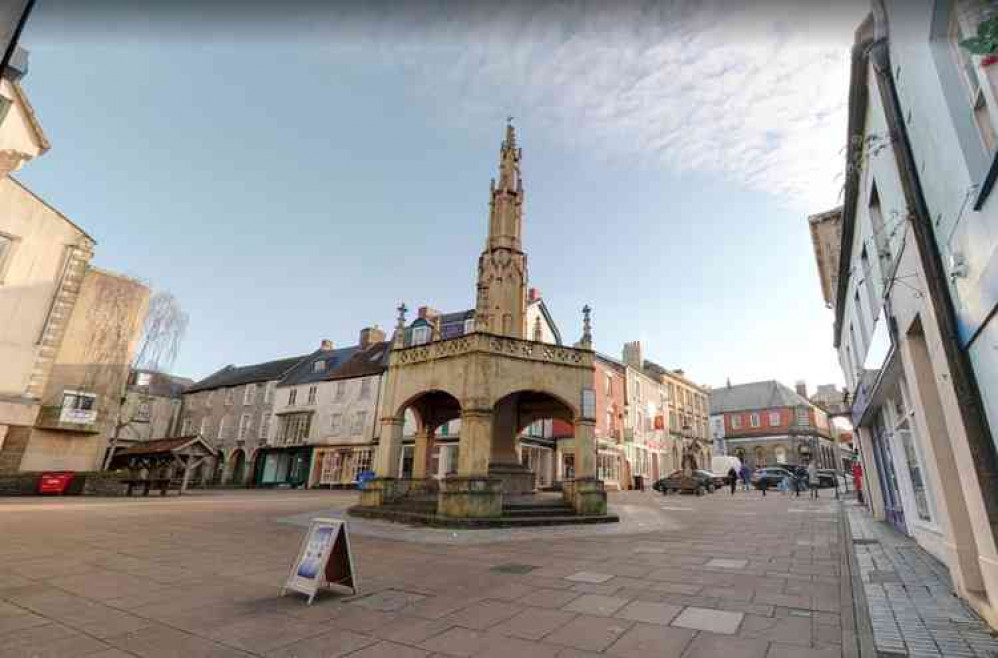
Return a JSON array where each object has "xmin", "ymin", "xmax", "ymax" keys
[
  {"xmin": 417, "ymin": 306, "xmax": 440, "ymax": 321},
  {"xmin": 319, "ymin": 339, "xmax": 334, "ymax": 351},
  {"xmin": 622, "ymin": 341, "xmax": 643, "ymax": 369},
  {"xmin": 359, "ymin": 325, "xmax": 387, "ymax": 349},
  {"xmin": 795, "ymin": 380, "xmax": 809, "ymax": 399},
  {"xmin": 528, "ymin": 287, "xmax": 540, "ymax": 302}
]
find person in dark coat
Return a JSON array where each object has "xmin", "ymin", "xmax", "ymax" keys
[{"xmin": 727, "ymin": 467, "xmax": 738, "ymax": 495}]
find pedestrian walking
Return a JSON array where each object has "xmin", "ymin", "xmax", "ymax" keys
[
  {"xmin": 728, "ymin": 467, "xmax": 738, "ymax": 495},
  {"xmin": 808, "ymin": 461, "xmax": 820, "ymax": 499},
  {"xmin": 778, "ymin": 474, "xmax": 789, "ymax": 494},
  {"xmin": 741, "ymin": 465, "xmax": 751, "ymax": 491},
  {"xmin": 760, "ymin": 476, "xmax": 769, "ymax": 496}
]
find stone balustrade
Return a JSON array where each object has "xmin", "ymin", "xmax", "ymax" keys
[{"xmin": 392, "ymin": 332, "xmax": 593, "ymax": 369}]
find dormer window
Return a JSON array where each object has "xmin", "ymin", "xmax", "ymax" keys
[
  {"xmin": 412, "ymin": 326, "xmax": 430, "ymax": 345},
  {"xmin": 313, "ymin": 360, "xmax": 326, "ymax": 373}
]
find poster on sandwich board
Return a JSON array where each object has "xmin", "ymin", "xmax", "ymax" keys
[{"xmin": 281, "ymin": 518, "xmax": 357, "ymax": 604}]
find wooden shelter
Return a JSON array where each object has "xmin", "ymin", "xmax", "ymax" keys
[{"xmin": 111, "ymin": 435, "xmax": 216, "ymax": 494}]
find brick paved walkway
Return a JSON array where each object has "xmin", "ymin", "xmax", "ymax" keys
[
  {"xmin": 847, "ymin": 503, "xmax": 998, "ymax": 658},
  {"xmin": 0, "ymin": 489, "xmax": 873, "ymax": 657}
]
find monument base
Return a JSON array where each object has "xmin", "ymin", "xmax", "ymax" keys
[
  {"xmin": 357, "ymin": 477, "xmax": 405, "ymax": 507},
  {"xmin": 488, "ymin": 462, "xmax": 535, "ymax": 495},
  {"xmin": 566, "ymin": 477, "xmax": 607, "ymax": 516},
  {"xmin": 437, "ymin": 476, "xmax": 503, "ymax": 518}
]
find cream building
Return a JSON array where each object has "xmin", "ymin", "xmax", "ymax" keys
[
  {"xmin": 828, "ymin": 5, "xmax": 998, "ymax": 626},
  {"xmin": 808, "ymin": 207, "xmax": 844, "ymax": 310},
  {"xmin": 116, "ymin": 370, "xmax": 192, "ymax": 447},
  {"xmin": 0, "ymin": 51, "xmax": 114, "ymax": 473},
  {"xmin": 268, "ymin": 328, "xmax": 388, "ymax": 489},
  {"xmin": 15, "ymin": 268, "xmax": 149, "ymax": 472}
]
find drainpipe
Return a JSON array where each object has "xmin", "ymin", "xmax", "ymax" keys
[{"xmin": 869, "ymin": 0, "xmax": 998, "ymax": 543}]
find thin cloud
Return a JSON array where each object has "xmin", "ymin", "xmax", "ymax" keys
[{"xmin": 329, "ymin": 0, "xmax": 867, "ymax": 212}]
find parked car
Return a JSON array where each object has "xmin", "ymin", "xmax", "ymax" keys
[
  {"xmin": 700, "ymin": 470, "xmax": 728, "ymax": 488},
  {"xmin": 750, "ymin": 467, "xmax": 795, "ymax": 490},
  {"xmin": 653, "ymin": 470, "xmax": 716, "ymax": 494},
  {"xmin": 816, "ymin": 469, "xmax": 840, "ymax": 489}
]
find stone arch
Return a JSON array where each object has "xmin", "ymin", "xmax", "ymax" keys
[
  {"xmin": 230, "ymin": 448, "xmax": 247, "ymax": 486},
  {"xmin": 393, "ymin": 389, "xmax": 463, "ymax": 480},
  {"xmin": 773, "ymin": 444, "xmax": 788, "ymax": 465},
  {"xmin": 211, "ymin": 452, "xmax": 225, "ymax": 485},
  {"xmin": 489, "ymin": 389, "xmax": 577, "ymax": 494},
  {"xmin": 753, "ymin": 446, "xmax": 766, "ymax": 468},
  {"xmin": 394, "ymin": 389, "xmax": 463, "ymax": 432}
]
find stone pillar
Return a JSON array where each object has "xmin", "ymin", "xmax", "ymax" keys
[
  {"xmin": 438, "ymin": 406, "xmax": 502, "ymax": 518},
  {"xmin": 575, "ymin": 420, "xmax": 597, "ymax": 479},
  {"xmin": 568, "ymin": 420, "xmax": 606, "ymax": 515},
  {"xmin": 374, "ymin": 417, "xmax": 404, "ymax": 477},
  {"xmin": 457, "ymin": 408, "xmax": 493, "ymax": 476},
  {"xmin": 488, "ymin": 399, "xmax": 534, "ymax": 495},
  {"xmin": 412, "ymin": 427, "xmax": 435, "ymax": 479},
  {"xmin": 361, "ymin": 417, "xmax": 405, "ymax": 507}
]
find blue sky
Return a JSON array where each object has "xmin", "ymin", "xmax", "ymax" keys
[{"xmin": 15, "ymin": 1, "xmax": 865, "ymax": 389}]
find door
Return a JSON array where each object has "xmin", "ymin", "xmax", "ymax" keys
[{"xmin": 871, "ymin": 417, "xmax": 906, "ymax": 534}]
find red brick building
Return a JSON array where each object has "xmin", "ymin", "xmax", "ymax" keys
[{"xmin": 710, "ymin": 380, "xmax": 839, "ymax": 469}]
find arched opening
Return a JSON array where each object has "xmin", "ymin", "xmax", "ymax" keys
[
  {"xmin": 753, "ymin": 446, "xmax": 766, "ymax": 468},
  {"xmin": 395, "ymin": 390, "xmax": 463, "ymax": 482},
  {"xmin": 774, "ymin": 445, "xmax": 788, "ymax": 465},
  {"xmin": 230, "ymin": 449, "xmax": 246, "ymax": 486},
  {"xmin": 211, "ymin": 453, "xmax": 225, "ymax": 485},
  {"xmin": 491, "ymin": 390, "xmax": 575, "ymax": 493}
]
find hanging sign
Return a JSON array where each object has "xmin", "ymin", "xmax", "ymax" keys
[{"xmin": 281, "ymin": 518, "xmax": 357, "ymax": 604}]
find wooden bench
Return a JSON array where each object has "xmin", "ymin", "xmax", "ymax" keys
[{"xmin": 122, "ymin": 478, "xmax": 173, "ymax": 497}]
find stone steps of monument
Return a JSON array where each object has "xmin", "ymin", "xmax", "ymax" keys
[
  {"xmin": 502, "ymin": 505, "xmax": 576, "ymax": 518},
  {"xmin": 348, "ymin": 505, "xmax": 619, "ymax": 528}
]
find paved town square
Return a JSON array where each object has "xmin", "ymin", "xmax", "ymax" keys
[{"xmin": 0, "ymin": 488, "xmax": 988, "ymax": 658}]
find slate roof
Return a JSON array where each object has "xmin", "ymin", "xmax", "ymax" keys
[
  {"xmin": 709, "ymin": 380, "xmax": 812, "ymax": 414},
  {"xmin": 129, "ymin": 371, "xmax": 194, "ymax": 398},
  {"xmin": 277, "ymin": 341, "xmax": 390, "ymax": 387},
  {"xmin": 115, "ymin": 436, "xmax": 214, "ymax": 456},
  {"xmin": 186, "ymin": 355, "xmax": 308, "ymax": 393}
]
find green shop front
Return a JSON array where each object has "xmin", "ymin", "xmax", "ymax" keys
[{"xmin": 254, "ymin": 445, "xmax": 313, "ymax": 488}]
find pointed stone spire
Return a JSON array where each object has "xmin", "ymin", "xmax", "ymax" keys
[
  {"xmin": 474, "ymin": 120, "xmax": 529, "ymax": 339},
  {"xmin": 393, "ymin": 302, "xmax": 408, "ymax": 348},
  {"xmin": 580, "ymin": 305, "xmax": 593, "ymax": 349}
]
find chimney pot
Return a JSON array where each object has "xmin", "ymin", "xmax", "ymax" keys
[
  {"xmin": 528, "ymin": 287, "xmax": 540, "ymax": 301},
  {"xmin": 320, "ymin": 339, "xmax": 334, "ymax": 351},
  {"xmin": 359, "ymin": 325, "xmax": 387, "ymax": 349}
]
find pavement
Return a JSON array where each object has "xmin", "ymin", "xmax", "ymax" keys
[
  {"xmin": 846, "ymin": 503, "xmax": 998, "ymax": 657},
  {"xmin": 0, "ymin": 487, "xmax": 988, "ymax": 657}
]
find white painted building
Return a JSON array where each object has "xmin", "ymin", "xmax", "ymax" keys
[{"xmin": 826, "ymin": 2, "xmax": 998, "ymax": 627}]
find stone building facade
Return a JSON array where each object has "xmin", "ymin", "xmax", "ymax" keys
[
  {"xmin": 808, "ymin": 207, "xmax": 843, "ymax": 309},
  {"xmin": 16, "ymin": 268, "xmax": 149, "ymax": 473},
  {"xmin": 269, "ymin": 329, "xmax": 388, "ymax": 489},
  {"xmin": 710, "ymin": 380, "xmax": 837, "ymax": 469},
  {"xmin": 116, "ymin": 370, "xmax": 192, "ymax": 446},
  {"xmin": 822, "ymin": 2, "xmax": 998, "ymax": 627},
  {"xmin": 178, "ymin": 354, "xmax": 306, "ymax": 485}
]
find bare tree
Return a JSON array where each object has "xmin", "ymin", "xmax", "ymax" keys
[{"xmin": 101, "ymin": 291, "xmax": 188, "ymax": 470}]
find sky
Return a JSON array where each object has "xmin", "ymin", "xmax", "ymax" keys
[{"xmin": 15, "ymin": 0, "xmax": 867, "ymax": 389}]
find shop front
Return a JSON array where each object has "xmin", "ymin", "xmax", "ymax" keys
[
  {"xmin": 254, "ymin": 446, "xmax": 312, "ymax": 488},
  {"xmin": 311, "ymin": 445, "xmax": 375, "ymax": 488}
]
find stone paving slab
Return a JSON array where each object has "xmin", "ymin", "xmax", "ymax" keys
[
  {"xmin": 847, "ymin": 503, "xmax": 998, "ymax": 658},
  {"xmin": 0, "ymin": 489, "xmax": 886, "ymax": 657}
]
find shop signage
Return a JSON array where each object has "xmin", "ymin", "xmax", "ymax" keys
[{"xmin": 281, "ymin": 518, "xmax": 357, "ymax": 604}]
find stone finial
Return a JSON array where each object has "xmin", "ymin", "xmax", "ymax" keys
[
  {"xmin": 533, "ymin": 315, "xmax": 543, "ymax": 342},
  {"xmin": 432, "ymin": 316, "xmax": 442, "ymax": 342},
  {"xmin": 393, "ymin": 302, "xmax": 408, "ymax": 348},
  {"xmin": 580, "ymin": 305, "xmax": 592, "ymax": 349}
]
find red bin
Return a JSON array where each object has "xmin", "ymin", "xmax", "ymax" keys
[{"xmin": 37, "ymin": 471, "xmax": 74, "ymax": 495}]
